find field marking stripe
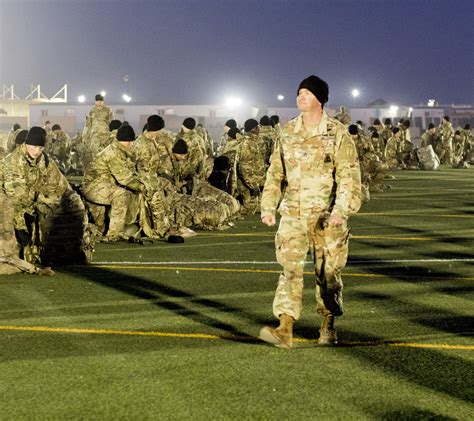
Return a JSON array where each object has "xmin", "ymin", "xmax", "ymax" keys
[
  {"xmin": 358, "ymin": 212, "xmax": 474, "ymax": 218},
  {"xmin": 93, "ymin": 258, "xmax": 474, "ymax": 265},
  {"xmin": 1, "ymin": 325, "xmax": 472, "ymax": 350},
  {"xmin": 89, "ymin": 265, "xmax": 474, "ymax": 281},
  {"xmin": 198, "ymin": 234, "xmax": 434, "ymax": 241}
]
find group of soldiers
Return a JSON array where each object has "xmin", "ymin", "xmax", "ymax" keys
[
  {"xmin": 1, "ymin": 92, "xmax": 472, "ymax": 276},
  {"xmin": 0, "ymin": 94, "xmax": 283, "ymax": 274},
  {"xmin": 333, "ymin": 107, "xmax": 474, "ymax": 200}
]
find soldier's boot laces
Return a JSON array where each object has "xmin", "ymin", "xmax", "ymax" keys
[
  {"xmin": 259, "ymin": 314, "xmax": 293, "ymax": 349},
  {"xmin": 318, "ymin": 315, "xmax": 337, "ymax": 346}
]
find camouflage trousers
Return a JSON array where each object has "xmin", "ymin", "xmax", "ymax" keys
[
  {"xmin": 273, "ymin": 213, "xmax": 350, "ymax": 320},
  {"xmin": 83, "ymin": 183, "xmax": 139, "ymax": 237},
  {"xmin": 236, "ymin": 179, "xmax": 260, "ymax": 215}
]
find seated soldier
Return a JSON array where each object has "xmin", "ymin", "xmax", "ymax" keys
[{"xmin": 82, "ymin": 125, "xmax": 145, "ymax": 241}]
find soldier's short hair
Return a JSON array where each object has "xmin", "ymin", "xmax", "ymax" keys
[
  {"xmin": 52, "ymin": 124, "xmax": 61, "ymax": 131},
  {"xmin": 348, "ymin": 125, "xmax": 358, "ymax": 135}
]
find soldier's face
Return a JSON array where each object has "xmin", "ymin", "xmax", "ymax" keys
[
  {"xmin": 26, "ymin": 145, "xmax": 44, "ymax": 159},
  {"xmin": 174, "ymin": 153, "xmax": 187, "ymax": 161},
  {"xmin": 297, "ymin": 89, "xmax": 321, "ymax": 112},
  {"xmin": 95, "ymin": 100, "xmax": 104, "ymax": 107}
]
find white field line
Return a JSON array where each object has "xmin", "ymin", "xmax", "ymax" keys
[{"xmin": 92, "ymin": 258, "xmax": 474, "ymax": 266}]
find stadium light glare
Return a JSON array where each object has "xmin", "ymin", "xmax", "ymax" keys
[
  {"xmin": 78, "ymin": 95, "xmax": 86, "ymax": 103},
  {"xmin": 351, "ymin": 89, "xmax": 360, "ymax": 98},
  {"xmin": 225, "ymin": 96, "xmax": 243, "ymax": 108},
  {"xmin": 100, "ymin": 90, "xmax": 106, "ymax": 97},
  {"xmin": 122, "ymin": 94, "xmax": 132, "ymax": 103},
  {"xmin": 427, "ymin": 99, "xmax": 436, "ymax": 107},
  {"xmin": 277, "ymin": 94, "xmax": 285, "ymax": 101}
]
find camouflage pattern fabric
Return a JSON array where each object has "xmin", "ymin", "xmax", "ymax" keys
[
  {"xmin": 82, "ymin": 140, "xmax": 142, "ymax": 238},
  {"xmin": 50, "ymin": 130, "xmax": 72, "ymax": 173},
  {"xmin": 237, "ymin": 132, "xmax": 266, "ymax": 214},
  {"xmin": 437, "ymin": 120, "xmax": 454, "ymax": 164},
  {"xmin": 6, "ymin": 128, "xmax": 21, "ymax": 153},
  {"xmin": 384, "ymin": 135, "xmax": 402, "ymax": 169},
  {"xmin": 262, "ymin": 112, "xmax": 361, "ymax": 320},
  {"xmin": 84, "ymin": 105, "xmax": 114, "ymax": 159},
  {"xmin": 258, "ymin": 125, "xmax": 276, "ymax": 168}
]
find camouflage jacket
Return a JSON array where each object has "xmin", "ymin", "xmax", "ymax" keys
[
  {"xmin": 261, "ymin": 112, "xmax": 361, "ymax": 219},
  {"xmin": 258, "ymin": 125, "xmax": 275, "ymax": 167},
  {"xmin": 438, "ymin": 121, "xmax": 454, "ymax": 145},
  {"xmin": 82, "ymin": 140, "xmax": 142, "ymax": 193},
  {"xmin": 384, "ymin": 136, "xmax": 400, "ymax": 160},
  {"xmin": 237, "ymin": 132, "xmax": 266, "ymax": 191},
  {"xmin": 134, "ymin": 133, "xmax": 172, "ymax": 179},
  {"xmin": 2, "ymin": 144, "xmax": 69, "ymax": 229},
  {"xmin": 6, "ymin": 128, "xmax": 21, "ymax": 153},
  {"xmin": 50, "ymin": 130, "xmax": 71, "ymax": 160},
  {"xmin": 85, "ymin": 105, "xmax": 113, "ymax": 134}
]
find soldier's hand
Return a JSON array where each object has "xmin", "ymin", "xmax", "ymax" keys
[
  {"xmin": 328, "ymin": 214, "xmax": 346, "ymax": 227},
  {"xmin": 261, "ymin": 215, "xmax": 276, "ymax": 227}
]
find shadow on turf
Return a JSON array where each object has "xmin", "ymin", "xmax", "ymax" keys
[
  {"xmin": 63, "ymin": 265, "xmax": 267, "ymax": 344},
  {"xmin": 293, "ymin": 325, "xmax": 474, "ymax": 403}
]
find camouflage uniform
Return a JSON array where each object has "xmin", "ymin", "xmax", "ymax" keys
[
  {"xmin": 82, "ymin": 140, "xmax": 142, "ymax": 239},
  {"xmin": 2, "ymin": 144, "xmax": 92, "ymax": 265},
  {"xmin": 219, "ymin": 133, "xmax": 245, "ymax": 196},
  {"xmin": 261, "ymin": 112, "xmax": 361, "ymax": 320},
  {"xmin": 461, "ymin": 127, "xmax": 474, "ymax": 163},
  {"xmin": 437, "ymin": 119, "xmax": 454, "ymax": 164},
  {"xmin": 50, "ymin": 129, "xmax": 72, "ymax": 173},
  {"xmin": 334, "ymin": 106, "xmax": 351, "ymax": 125},
  {"xmin": 134, "ymin": 133, "xmax": 175, "ymax": 238},
  {"xmin": 258, "ymin": 124, "xmax": 276, "ymax": 168},
  {"xmin": 6, "ymin": 128, "xmax": 21, "ymax": 153},
  {"xmin": 84, "ymin": 104, "xmax": 114, "ymax": 159},
  {"xmin": 196, "ymin": 125, "xmax": 214, "ymax": 157},
  {"xmin": 237, "ymin": 132, "xmax": 266, "ymax": 214},
  {"xmin": 385, "ymin": 134, "xmax": 402, "ymax": 169}
]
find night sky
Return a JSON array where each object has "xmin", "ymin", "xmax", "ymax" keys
[{"xmin": 1, "ymin": 0, "xmax": 473, "ymax": 107}]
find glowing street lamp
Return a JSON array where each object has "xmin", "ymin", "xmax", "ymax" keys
[
  {"xmin": 122, "ymin": 94, "xmax": 132, "ymax": 103},
  {"xmin": 78, "ymin": 95, "xmax": 86, "ymax": 103},
  {"xmin": 351, "ymin": 89, "xmax": 360, "ymax": 99},
  {"xmin": 100, "ymin": 90, "xmax": 106, "ymax": 97},
  {"xmin": 277, "ymin": 94, "xmax": 285, "ymax": 101}
]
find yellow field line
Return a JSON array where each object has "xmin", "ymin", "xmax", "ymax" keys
[
  {"xmin": 199, "ymin": 233, "xmax": 433, "ymax": 241},
  {"xmin": 358, "ymin": 212, "xmax": 474, "ymax": 219},
  {"xmin": 92, "ymin": 265, "xmax": 474, "ymax": 281},
  {"xmin": 1, "ymin": 325, "xmax": 472, "ymax": 350}
]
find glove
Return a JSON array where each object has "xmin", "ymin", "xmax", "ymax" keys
[
  {"xmin": 250, "ymin": 188, "xmax": 260, "ymax": 197},
  {"xmin": 15, "ymin": 229, "xmax": 31, "ymax": 248}
]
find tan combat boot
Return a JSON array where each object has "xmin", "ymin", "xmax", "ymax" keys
[
  {"xmin": 259, "ymin": 314, "xmax": 294, "ymax": 349},
  {"xmin": 318, "ymin": 315, "xmax": 337, "ymax": 345}
]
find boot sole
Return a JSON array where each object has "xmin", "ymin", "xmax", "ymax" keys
[{"xmin": 259, "ymin": 327, "xmax": 292, "ymax": 349}]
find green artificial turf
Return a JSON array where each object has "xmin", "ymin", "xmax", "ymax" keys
[{"xmin": 1, "ymin": 166, "xmax": 473, "ymax": 420}]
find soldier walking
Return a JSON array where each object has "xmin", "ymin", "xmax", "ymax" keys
[{"xmin": 259, "ymin": 75, "xmax": 361, "ymax": 348}]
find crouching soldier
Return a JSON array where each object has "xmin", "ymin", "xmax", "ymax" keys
[
  {"xmin": 82, "ymin": 125, "xmax": 145, "ymax": 241},
  {"xmin": 2, "ymin": 127, "xmax": 92, "ymax": 267}
]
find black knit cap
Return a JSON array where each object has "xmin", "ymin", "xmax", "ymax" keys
[
  {"xmin": 225, "ymin": 119, "xmax": 237, "ymax": 129},
  {"xmin": 297, "ymin": 75, "xmax": 329, "ymax": 106},
  {"xmin": 428, "ymin": 123, "xmax": 435, "ymax": 129},
  {"xmin": 183, "ymin": 117, "xmax": 196, "ymax": 130},
  {"xmin": 384, "ymin": 118, "xmax": 392, "ymax": 125},
  {"xmin": 348, "ymin": 125, "xmax": 358, "ymax": 135},
  {"xmin": 371, "ymin": 131, "xmax": 379, "ymax": 138},
  {"xmin": 244, "ymin": 119, "xmax": 259, "ymax": 133},
  {"xmin": 259, "ymin": 115, "xmax": 271, "ymax": 126},
  {"xmin": 228, "ymin": 127, "xmax": 240, "ymax": 140},
  {"xmin": 52, "ymin": 124, "xmax": 61, "ymax": 131},
  {"xmin": 172, "ymin": 138, "xmax": 188, "ymax": 154},
  {"xmin": 13, "ymin": 123, "xmax": 21, "ymax": 131},
  {"xmin": 392, "ymin": 127, "xmax": 400, "ymax": 134},
  {"xmin": 95, "ymin": 94, "xmax": 104, "ymax": 101},
  {"xmin": 270, "ymin": 115, "xmax": 280, "ymax": 125},
  {"xmin": 147, "ymin": 115, "xmax": 164, "ymax": 132},
  {"xmin": 116, "ymin": 125, "xmax": 136, "ymax": 141},
  {"xmin": 373, "ymin": 119, "xmax": 381, "ymax": 125},
  {"xmin": 109, "ymin": 119, "xmax": 122, "ymax": 131},
  {"xmin": 15, "ymin": 130, "xmax": 28, "ymax": 145},
  {"xmin": 403, "ymin": 120, "xmax": 411, "ymax": 128},
  {"xmin": 25, "ymin": 127, "xmax": 46, "ymax": 146},
  {"xmin": 464, "ymin": 124, "xmax": 471, "ymax": 130},
  {"xmin": 443, "ymin": 115, "xmax": 450, "ymax": 122}
]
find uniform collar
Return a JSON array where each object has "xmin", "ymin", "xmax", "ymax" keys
[{"xmin": 294, "ymin": 110, "xmax": 328, "ymax": 136}]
